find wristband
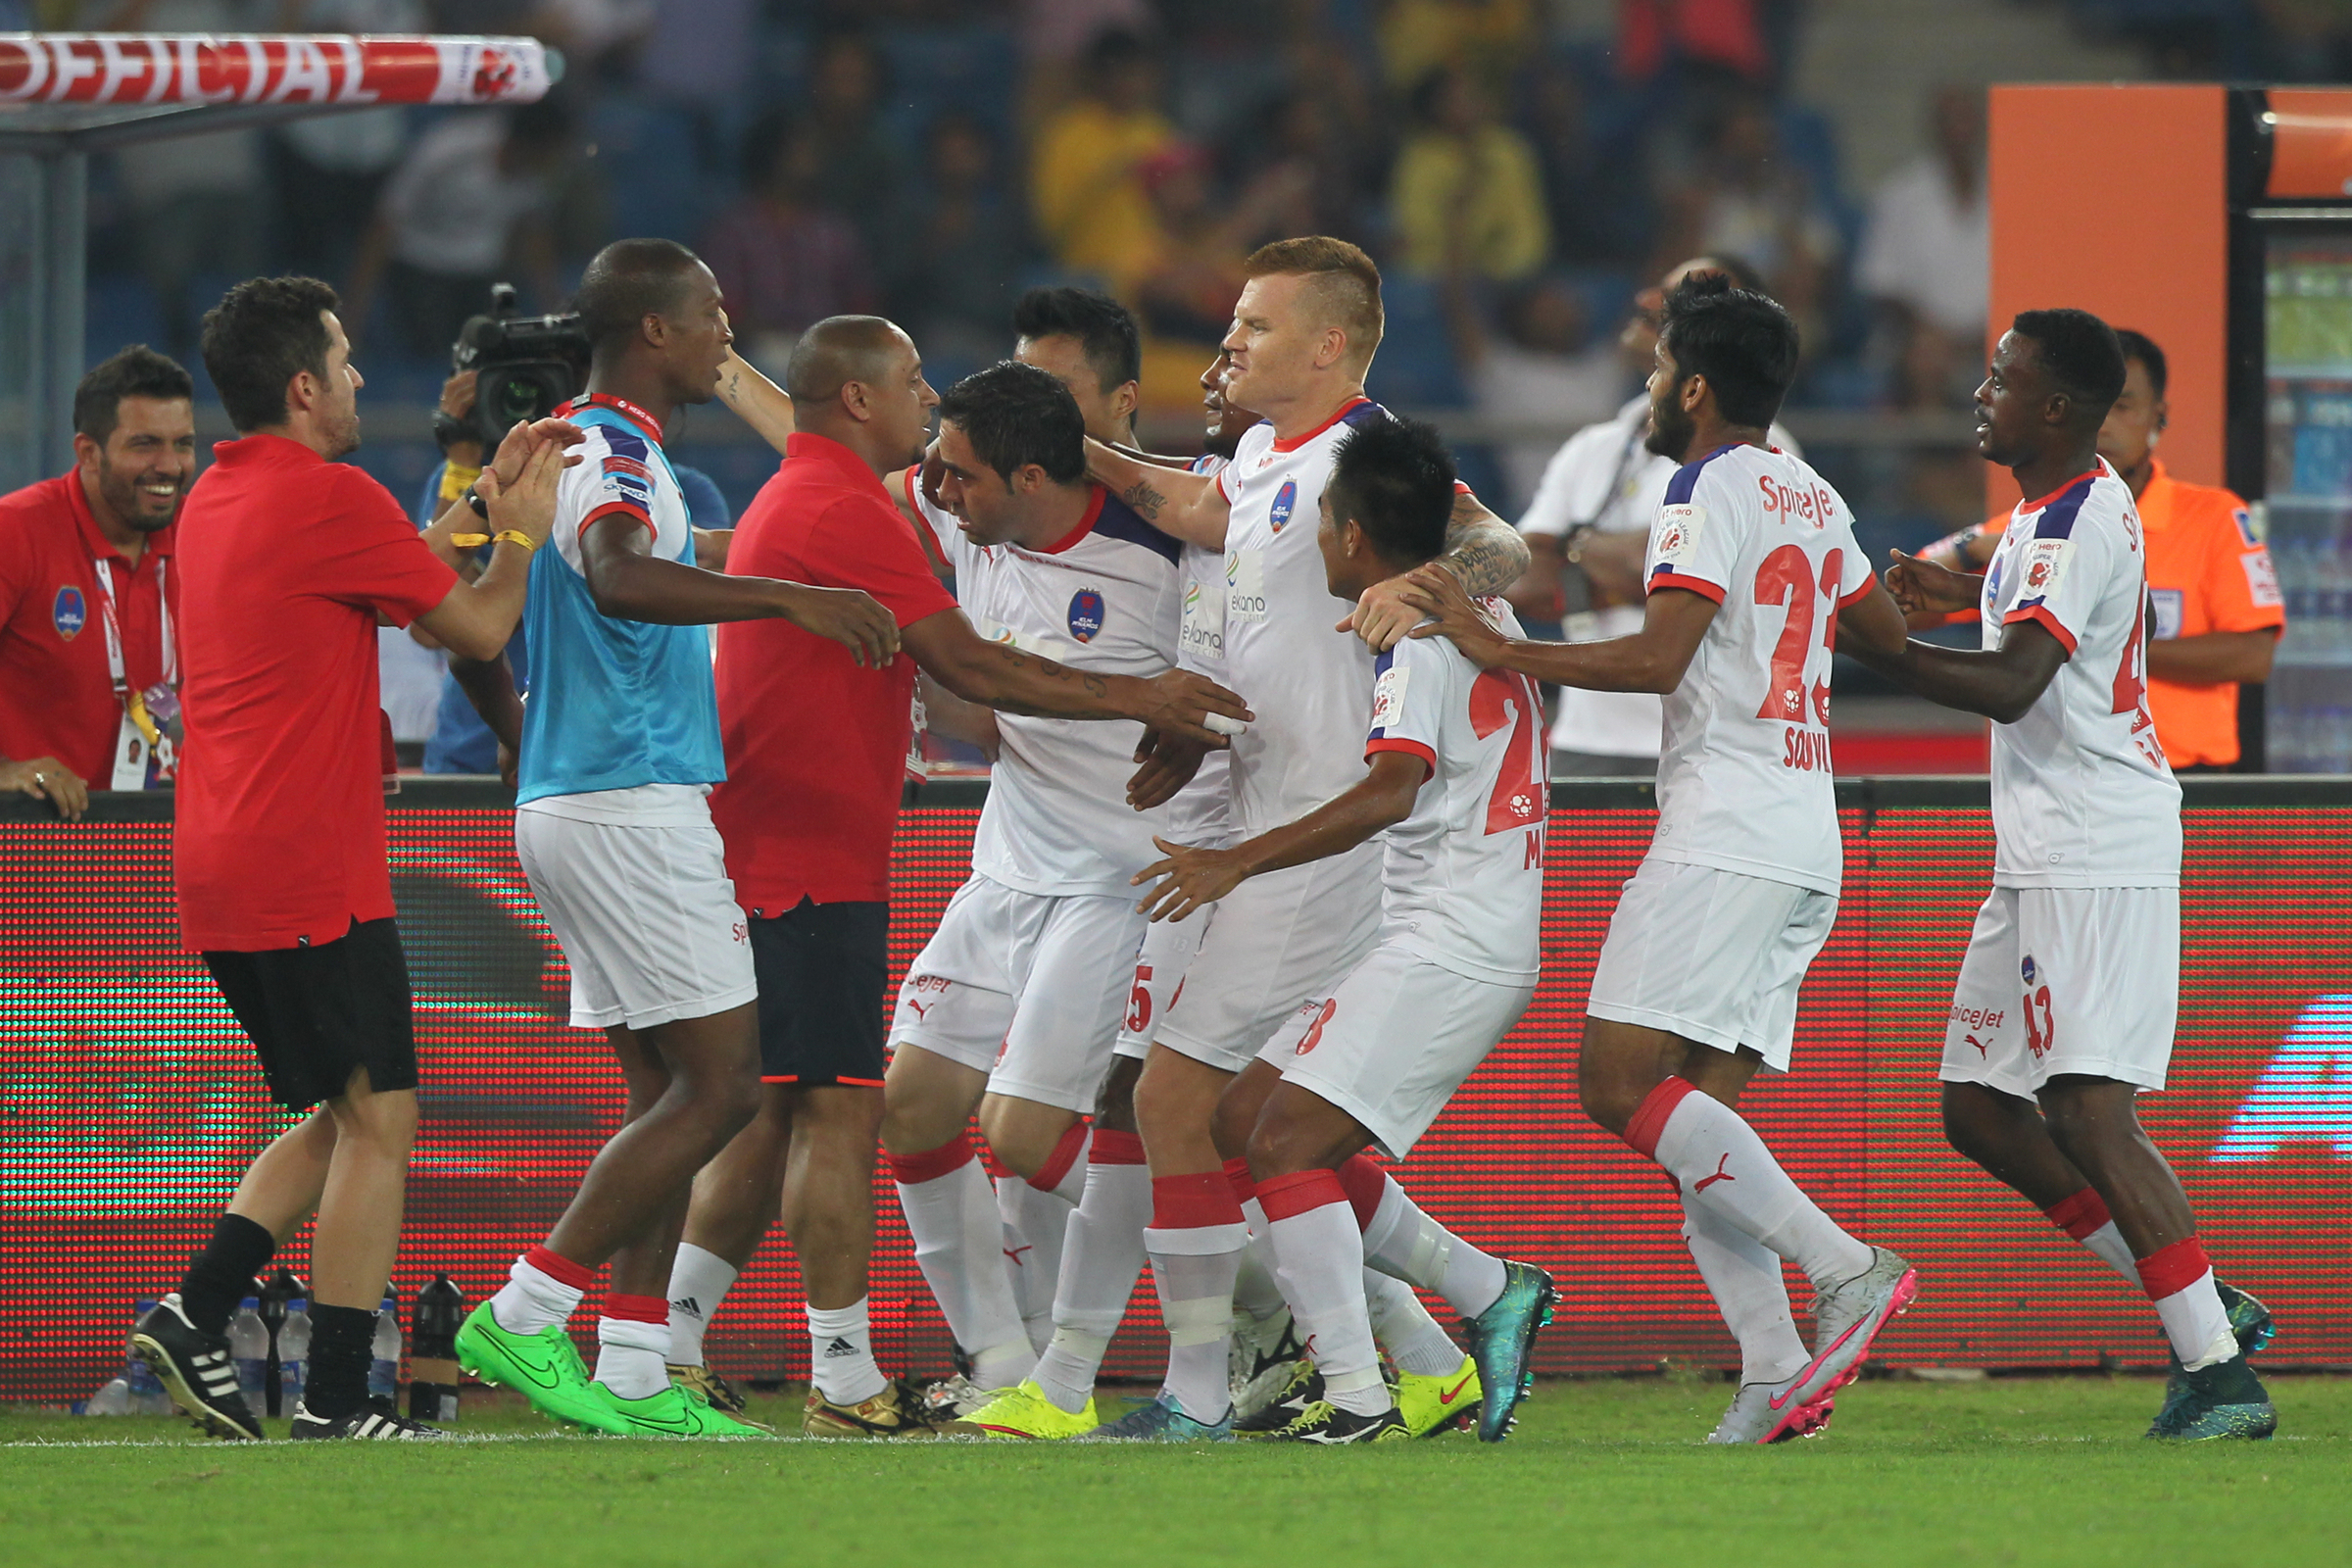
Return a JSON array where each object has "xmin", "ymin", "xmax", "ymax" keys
[
  {"xmin": 493, "ymin": 529, "xmax": 538, "ymax": 555},
  {"xmin": 466, "ymin": 487, "xmax": 490, "ymax": 519}
]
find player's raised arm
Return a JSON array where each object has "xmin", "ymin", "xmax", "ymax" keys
[
  {"xmin": 1085, "ymin": 434, "xmax": 1231, "ymax": 551},
  {"xmin": 1132, "ymin": 750, "xmax": 1426, "ymax": 922},
  {"xmin": 1344, "ymin": 486, "xmax": 1532, "ymax": 653},
  {"xmin": 900, "ymin": 608, "xmax": 1250, "ymax": 746},
  {"xmin": 578, "ymin": 513, "xmax": 900, "ymax": 666},
  {"xmin": 1405, "ymin": 560, "xmax": 1718, "ymax": 694},
  {"xmin": 711, "ymin": 348, "xmax": 795, "ymax": 453}
]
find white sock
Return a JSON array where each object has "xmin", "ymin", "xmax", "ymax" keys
[
  {"xmin": 1364, "ymin": 1273, "xmax": 1463, "ymax": 1377},
  {"xmin": 2140, "ymin": 1241, "xmax": 2238, "ymax": 1370},
  {"xmin": 489, "ymin": 1251, "xmax": 584, "ymax": 1336},
  {"xmin": 999, "ymin": 1168, "xmax": 1081, "ymax": 1355},
  {"xmin": 1635, "ymin": 1079, "xmax": 1872, "ymax": 1293},
  {"xmin": 1031, "ymin": 1134, "xmax": 1150, "ymax": 1414},
  {"xmin": 807, "ymin": 1298, "xmax": 890, "ymax": 1406},
  {"xmin": 1262, "ymin": 1173, "xmax": 1389, "ymax": 1417},
  {"xmin": 2080, "ymin": 1220, "xmax": 2139, "ymax": 1282},
  {"xmin": 664, "ymin": 1243, "xmax": 738, "ymax": 1368},
  {"xmin": 1144, "ymin": 1171, "xmax": 1247, "ymax": 1423},
  {"xmin": 1682, "ymin": 1191, "xmax": 1810, "ymax": 1385},
  {"xmin": 1233, "ymin": 1198, "xmax": 1289, "ymax": 1322},
  {"xmin": 594, "ymin": 1304, "xmax": 670, "ymax": 1400},
  {"xmin": 890, "ymin": 1136, "xmax": 1035, "ymax": 1389},
  {"xmin": 1357, "ymin": 1166, "xmax": 1506, "ymax": 1319}
]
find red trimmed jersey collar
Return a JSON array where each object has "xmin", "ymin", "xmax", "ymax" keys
[
  {"xmin": 2017, "ymin": 464, "xmax": 2103, "ymax": 514},
  {"xmin": 1270, "ymin": 395, "xmax": 1372, "ymax": 454},
  {"xmin": 1037, "ymin": 484, "xmax": 1108, "ymax": 554},
  {"xmin": 567, "ymin": 392, "xmax": 664, "ymax": 444}
]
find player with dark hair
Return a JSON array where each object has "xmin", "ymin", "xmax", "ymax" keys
[
  {"xmin": 1, "ymin": 345, "xmax": 198, "ymax": 817},
  {"xmin": 1012, "ymin": 286, "xmax": 1145, "ymax": 440},
  {"xmin": 1079, "ymin": 236, "xmax": 1544, "ymax": 1443},
  {"xmin": 142, "ymin": 273, "xmax": 576, "ymax": 1441},
  {"xmin": 1914, "ymin": 326, "xmax": 2283, "ymax": 773},
  {"xmin": 1131, "ymin": 415, "xmax": 1544, "ymax": 1444},
  {"xmin": 1856, "ymin": 310, "xmax": 2278, "ymax": 1442},
  {"xmin": 447, "ymin": 239, "xmax": 902, "ymax": 1438},
  {"xmin": 840, "ymin": 358, "xmax": 1243, "ymax": 1431},
  {"xmin": 1414, "ymin": 273, "xmax": 1922, "ymax": 1444}
]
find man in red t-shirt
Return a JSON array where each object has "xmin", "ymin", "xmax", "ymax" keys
[
  {"xmin": 0, "ymin": 345, "xmax": 197, "ymax": 816},
  {"xmin": 661, "ymin": 318, "xmax": 1248, "ymax": 1437},
  {"xmin": 133, "ymin": 275, "xmax": 575, "ymax": 1445}
]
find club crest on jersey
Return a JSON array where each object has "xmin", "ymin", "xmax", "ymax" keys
[
  {"xmin": 1269, "ymin": 479, "xmax": 1298, "ymax": 533},
  {"xmin": 2021, "ymin": 955, "xmax": 2037, "ymax": 986},
  {"xmin": 1067, "ymin": 588, "xmax": 1106, "ymax": 643},
  {"xmin": 51, "ymin": 585, "xmax": 85, "ymax": 641}
]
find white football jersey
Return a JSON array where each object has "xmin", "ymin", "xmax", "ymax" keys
[
  {"xmin": 911, "ymin": 477, "xmax": 1184, "ymax": 896},
  {"xmin": 1981, "ymin": 461, "xmax": 2180, "ymax": 887},
  {"xmin": 1364, "ymin": 599, "xmax": 1547, "ymax": 983},
  {"xmin": 1643, "ymin": 442, "xmax": 1874, "ymax": 895},
  {"xmin": 1167, "ymin": 452, "xmax": 1233, "ymax": 847},
  {"xmin": 1215, "ymin": 398, "xmax": 1395, "ymax": 838}
]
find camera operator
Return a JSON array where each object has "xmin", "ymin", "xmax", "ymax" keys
[
  {"xmin": 415, "ymin": 317, "xmax": 741, "ymax": 777},
  {"xmin": 0, "ymin": 346, "xmax": 198, "ymax": 819}
]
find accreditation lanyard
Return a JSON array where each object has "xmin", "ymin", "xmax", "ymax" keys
[{"xmin": 88, "ymin": 550, "xmax": 176, "ymax": 790}]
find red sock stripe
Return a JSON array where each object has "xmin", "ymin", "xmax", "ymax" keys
[
  {"xmin": 1151, "ymin": 1171, "xmax": 1244, "ymax": 1230},
  {"xmin": 1090, "ymin": 1128, "xmax": 1147, "ymax": 1166},
  {"xmin": 1223, "ymin": 1156, "xmax": 1257, "ymax": 1206},
  {"xmin": 886, "ymin": 1132, "xmax": 974, "ymax": 1187},
  {"xmin": 1625, "ymin": 1075, "xmax": 1697, "ymax": 1160},
  {"xmin": 2136, "ymin": 1237, "xmax": 2213, "ymax": 1302},
  {"xmin": 1029, "ymin": 1121, "xmax": 1090, "ymax": 1193},
  {"xmin": 523, "ymin": 1245, "xmax": 591, "ymax": 1290},
  {"xmin": 1335, "ymin": 1153, "xmax": 1389, "ymax": 1231},
  {"xmin": 2043, "ymin": 1187, "xmax": 2114, "ymax": 1242},
  {"xmin": 602, "ymin": 1293, "xmax": 669, "ymax": 1325},
  {"xmin": 1255, "ymin": 1167, "xmax": 1348, "ymax": 1223}
]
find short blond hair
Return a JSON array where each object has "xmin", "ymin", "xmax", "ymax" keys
[{"xmin": 1243, "ymin": 236, "xmax": 1384, "ymax": 363}]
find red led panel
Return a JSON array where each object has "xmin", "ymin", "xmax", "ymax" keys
[{"xmin": 2, "ymin": 798, "xmax": 2346, "ymax": 1401}]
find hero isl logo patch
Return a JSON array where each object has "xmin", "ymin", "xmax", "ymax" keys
[
  {"xmin": 1269, "ymin": 479, "xmax": 1298, "ymax": 533},
  {"xmin": 1068, "ymin": 588, "xmax": 1106, "ymax": 643},
  {"xmin": 52, "ymin": 585, "xmax": 86, "ymax": 641},
  {"xmin": 2025, "ymin": 557, "xmax": 2053, "ymax": 591}
]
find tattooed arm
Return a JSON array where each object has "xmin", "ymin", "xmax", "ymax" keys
[
  {"xmin": 713, "ymin": 350, "xmax": 796, "ymax": 454},
  {"xmin": 1085, "ymin": 436, "xmax": 1231, "ymax": 551},
  {"xmin": 1342, "ymin": 487, "xmax": 1534, "ymax": 653}
]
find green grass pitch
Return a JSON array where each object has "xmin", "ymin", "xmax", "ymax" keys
[{"xmin": 8, "ymin": 1376, "xmax": 2346, "ymax": 1567}]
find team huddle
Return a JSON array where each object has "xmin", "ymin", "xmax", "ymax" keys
[{"xmin": 133, "ymin": 232, "xmax": 2278, "ymax": 1448}]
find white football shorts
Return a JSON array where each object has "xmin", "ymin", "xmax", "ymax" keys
[
  {"xmin": 1113, "ymin": 907, "xmax": 1208, "ymax": 1062},
  {"xmin": 1151, "ymin": 839, "xmax": 1384, "ymax": 1073},
  {"xmin": 1938, "ymin": 884, "xmax": 2180, "ymax": 1097},
  {"xmin": 1265, "ymin": 942, "xmax": 1535, "ymax": 1158},
  {"xmin": 1585, "ymin": 858, "xmax": 1838, "ymax": 1072},
  {"xmin": 514, "ymin": 808, "xmax": 757, "ymax": 1032},
  {"xmin": 889, "ymin": 872, "xmax": 1146, "ymax": 1113}
]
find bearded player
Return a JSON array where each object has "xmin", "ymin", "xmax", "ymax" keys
[{"xmin": 1416, "ymin": 273, "xmax": 1920, "ymax": 1444}]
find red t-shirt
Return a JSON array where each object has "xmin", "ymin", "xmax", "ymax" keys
[
  {"xmin": 0, "ymin": 471, "xmax": 178, "ymax": 785},
  {"xmin": 172, "ymin": 435, "xmax": 459, "ymax": 952},
  {"xmin": 710, "ymin": 432, "xmax": 957, "ymax": 910}
]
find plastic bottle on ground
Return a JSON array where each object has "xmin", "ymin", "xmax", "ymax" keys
[
  {"xmin": 279, "ymin": 1298, "xmax": 312, "ymax": 1413},
  {"xmin": 369, "ymin": 1296, "xmax": 403, "ymax": 1402},
  {"xmin": 228, "ymin": 1297, "xmax": 269, "ymax": 1407}
]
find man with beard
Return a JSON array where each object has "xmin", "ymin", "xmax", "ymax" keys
[{"xmin": 0, "ymin": 347, "xmax": 199, "ymax": 815}]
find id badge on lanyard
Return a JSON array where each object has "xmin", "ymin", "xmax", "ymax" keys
[{"xmin": 92, "ymin": 555, "xmax": 176, "ymax": 790}]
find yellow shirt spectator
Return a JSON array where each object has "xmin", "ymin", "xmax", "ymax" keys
[
  {"xmin": 1030, "ymin": 98, "xmax": 1177, "ymax": 284},
  {"xmin": 1392, "ymin": 68, "xmax": 1550, "ymax": 281},
  {"xmin": 1377, "ymin": 0, "xmax": 1536, "ymax": 89}
]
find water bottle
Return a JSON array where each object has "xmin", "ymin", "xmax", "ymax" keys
[
  {"xmin": 83, "ymin": 1376, "xmax": 132, "ymax": 1415},
  {"xmin": 369, "ymin": 1296, "xmax": 403, "ymax": 1403},
  {"xmin": 228, "ymin": 1298, "xmax": 269, "ymax": 1408},
  {"xmin": 408, "ymin": 1273, "xmax": 466, "ymax": 1424},
  {"xmin": 257, "ymin": 1268, "xmax": 302, "ymax": 1417},
  {"xmin": 126, "ymin": 1298, "xmax": 172, "ymax": 1415},
  {"xmin": 278, "ymin": 1298, "xmax": 311, "ymax": 1412}
]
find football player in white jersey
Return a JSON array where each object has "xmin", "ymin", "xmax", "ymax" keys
[
  {"xmin": 1413, "ymin": 273, "xmax": 1920, "ymax": 1444},
  {"xmin": 1080, "ymin": 237, "xmax": 1542, "ymax": 1442},
  {"xmin": 1134, "ymin": 415, "xmax": 1544, "ymax": 1445},
  {"xmin": 1861, "ymin": 310, "xmax": 2276, "ymax": 1442},
  {"xmin": 874, "ymin": 361, "xmax": 1247, "ymax": 1418}
]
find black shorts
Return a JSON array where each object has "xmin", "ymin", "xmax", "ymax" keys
[
  {"xmin": 750, "ymin": 900, "xmax": 889, "ymax": 1087},
  {"xmin": 203, "ymin": 917, "xmax": 418, "ymax": 1111}
]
